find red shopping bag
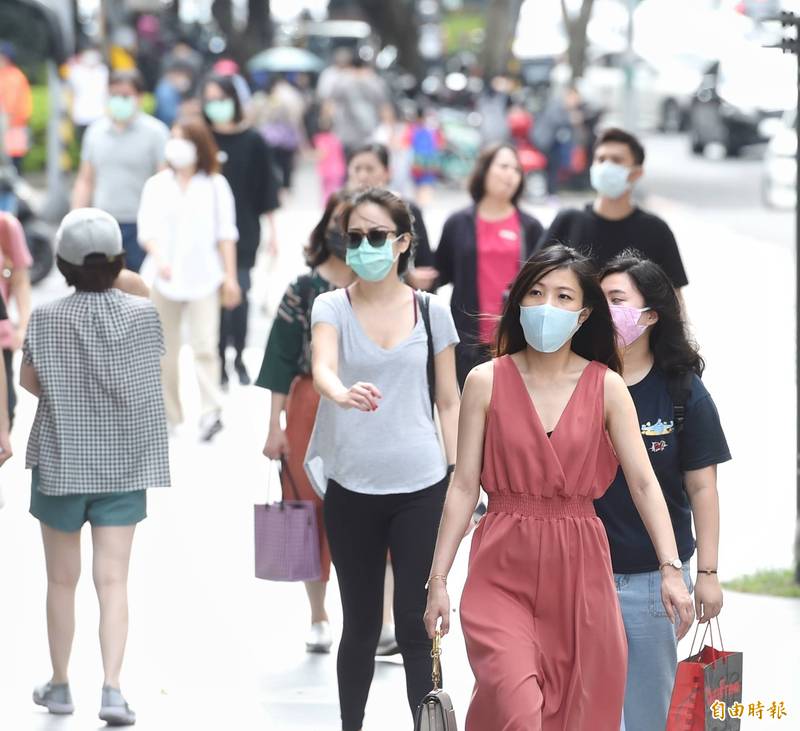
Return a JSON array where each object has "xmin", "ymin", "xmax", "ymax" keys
[{"xmin": 666, "ymin": 619, "xmax": 743, "ymax": 731}]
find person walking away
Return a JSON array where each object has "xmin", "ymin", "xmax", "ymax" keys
[
  {"xmin": 435, "ymin": 143, "xmax": 544, "ymax": 389},
  {"xmin": 137, "ymin": 117, "xmax": 241, "ymax": 441},
  {"xmin": 71, "ymin": 69, "xmax": 169, "ymax": 273},
  {"xmin": 424, "ymin": 244, "xmax": 695, "ymax": 731},
  {"xmin": 253, "ymin": 75, "xmax": 306, "ymax": 193},
  {"xmin": 539, "ymin": 127, "xmax": 689, "ymax": 292},
  {"xmin": 312, "ymin": 111, "xmax": 346, "ymax": 203},
  {"xmin": 0, "ymin": 211, "xmax": 31, "ymax": 426},
  {"xmin": 202, "ymin": 75, "xmax": 280, "ymax": 388},
  {"xmin": 346, "ymin": 142, "xmax": 437, "ymax": 292},
  {"xmin": 66, "ymin": 46, "xmax": 109, "ymax": 148},
  {"xmin": 256, "ymin": 192, "xmax": 353, "ymax": 653},
  {"xmin": 307, "ymin": 189, "xmax": 460, "ymax": 731},
  {"xmin": 598, "ymin": 251, "xmax": 730, "ymax": 731},
  {"xmin": 23, "ymin": 208, "xmax": 170, "ymax": 726},
  {"xmin": 0, "ymin": 42, "xmax": 33, "ymax": 174}
]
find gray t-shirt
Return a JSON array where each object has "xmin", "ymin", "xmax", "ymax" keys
[
  {"xmin": 305, "ymin": 288, "xmax": 459, "ymax": 496},
  {"xmin": 82, "ymin": 113, "xmax": 169, "ymax": 222}
]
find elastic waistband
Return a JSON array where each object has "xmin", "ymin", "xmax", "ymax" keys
[{"xmin": 487, "ymin": 493, "xmax": 596, "ymax": 519}]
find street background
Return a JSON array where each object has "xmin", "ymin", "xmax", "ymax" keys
[{"xmin": 1, "ymin": 134, "xmax": 799, "ymax": 729}]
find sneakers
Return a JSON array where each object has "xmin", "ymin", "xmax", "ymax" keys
[
  {"xmin": 305, "ymin": 620, "xmax": 333, "ymax": 654},
  {"xmin": 32, "ymin": 681, "xmax": 74, "ymax": 715},
  {"xmin": 375, "ymin": 623, "xmax": 400, "ymax": 656},
  {"xmin": 199, "ymin": 412, "xmax": 224, "ymax": 443},
  {"xmin": 234, "ymin": 358, "xmax": 251, "ymax": 386},
  {"xmin": 99, "ymin": 686, "xmax": 136, "ymax": 726}
]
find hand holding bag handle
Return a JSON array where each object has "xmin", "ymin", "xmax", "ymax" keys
[{"xmin": 414, "ymin": 629, "xmax": 458, "ymax": 731}]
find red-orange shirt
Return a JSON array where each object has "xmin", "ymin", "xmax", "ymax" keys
[{"xmin": 476, "ymin": 209, "xmax": 521, "ymax": 344}]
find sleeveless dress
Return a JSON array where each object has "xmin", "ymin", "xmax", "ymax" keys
[{"xmin": 460, "ymin": 356, "xmax": 627, "ymax": 731}]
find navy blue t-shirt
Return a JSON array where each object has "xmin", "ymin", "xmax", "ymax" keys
[{"xmin": 595, "ymin": 367, "xmax": 731, "ymax": 574}]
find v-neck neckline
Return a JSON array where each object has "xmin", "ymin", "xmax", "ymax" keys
[
  {"xmin": 507, "ymin": 355, "xmax": 594, "ymax": 441},
  {"xmin": 344, "ymin": 287, "xmax": 420, "ymax": 354}
]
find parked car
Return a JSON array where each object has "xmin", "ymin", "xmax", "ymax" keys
[
  {"xmin": 761, "ymin": 110, "xmax": 796, "ymax": 210},
  {"xmin": 688, "ymin": 49, "xmax": 795, "ymax": 157}
]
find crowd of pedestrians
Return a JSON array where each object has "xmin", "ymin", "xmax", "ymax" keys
[{"xmin": 0, "ymin": 36, "xmax": 732, "ymax": 731}]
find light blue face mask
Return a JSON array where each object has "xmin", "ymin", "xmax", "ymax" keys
[
  {"xmin": 204, "ymin": 98, "xmax": 236, "ymax": 125},
  {"xmin": 346, "ymin": 236, "xmax": 399, "ymax": 282},
  {"xmin": 590, "ymin": 161, "xmax": 632, "ymax": 199},
  {"xmin": 108, "ymin": 95, "xmax": 136, "ymax": 122},
  {"xmin": 519, "ymin": 303, "xmax": 585, "ymax": 353}
]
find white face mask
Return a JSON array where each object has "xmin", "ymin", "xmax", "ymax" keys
[{"xmin": 165, "ymin": 138, "xmax": 197, "ymax": 170}]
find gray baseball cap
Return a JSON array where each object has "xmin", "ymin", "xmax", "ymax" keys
[{"xmin": 56, "ymin": 208, "xmax": 124, "ymax": 266}]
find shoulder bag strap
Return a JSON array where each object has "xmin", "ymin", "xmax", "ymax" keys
[
  {"xmin": 416, "ymin": 290, "xmax": 435, "ymax": 418},
  {"xmin": 667, "ymin": 370, "xmax": 694, "ymax": 434}
]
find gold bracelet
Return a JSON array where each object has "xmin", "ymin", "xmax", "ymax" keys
[{"xmin": 425, "ymin": 574, "xmax": 447, "ymax": 590}]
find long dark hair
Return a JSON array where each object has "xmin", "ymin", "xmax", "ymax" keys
[
  {"xmin": 495, "ymin": 244, "xmax": 621, "ymax": 373},
  {"xmin": 305, "ymin": 191, "xmax": 347, "ymax": 267},
  {"xmin": 601, "ymin": 250, "xmax": 704, "ymax": 377},
  {"xmin": 200, "ymin": 74, "xmax": 244, "ymax": 124}
]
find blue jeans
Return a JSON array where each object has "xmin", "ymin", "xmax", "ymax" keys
[
  {"xmin": 118, "ymin": 221, "xmax": 144, "ymax": 273},
  {"xmin": 616, "ymin": 566, "xmax": 694, "ymax": 731}
]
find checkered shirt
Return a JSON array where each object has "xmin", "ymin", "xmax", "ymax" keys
[{"xmin": 23, "ymin": 289, "xmax": 171, "ymax": 496}]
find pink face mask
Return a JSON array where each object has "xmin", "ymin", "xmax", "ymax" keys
[{"xmin": 610, "ymin": 304, "xmax": 651, "ymax": 347}]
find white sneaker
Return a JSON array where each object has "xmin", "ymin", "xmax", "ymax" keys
[
  {"xmin": 375, "ymin": 623, "xmax": 400, "ymax": 656},
  {"xmin": 305, "ymin": 621, "xmax": 332, "ymax": 654}
]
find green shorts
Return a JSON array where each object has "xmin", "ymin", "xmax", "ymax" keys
[{"xmin": 29, "ymin": 468, "xmax": 147, "ymax": 533}]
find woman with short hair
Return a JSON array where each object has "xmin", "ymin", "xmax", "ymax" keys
[
  {"xmin": 24, "ymin": 208, "xmax": 169, "ymax": 726},
  {"xmin": 436, "ymin": 143, "xmax": 544, "ymax": 389}
]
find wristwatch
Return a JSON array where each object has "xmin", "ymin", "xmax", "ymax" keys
[{"xmin": 659, "ymin": 558, "xmax": 683, "ymax": 571}]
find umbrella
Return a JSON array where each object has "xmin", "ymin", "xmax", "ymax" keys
[{"xmin": 247, "ymin": 47, "xmax": 325, "ymax": 74}]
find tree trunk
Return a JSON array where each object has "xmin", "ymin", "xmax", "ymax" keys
[
  {"xmin": 212, "ymin": 0, "xmax": 234, "ymax": 41},
  {"xmin": 354, "ymin": 0, "xmax": 422, "ymax": 76},
  {"xmin": 212, "ymin": 0, "xmax": 272, "ymax": 67},
  {"xmin": 560, "ymin": 0, "xmax": 596, "ymax": 81},
  {"xmin": 481, "ymin": 0, "xmax": 524, "ymax": 80}
]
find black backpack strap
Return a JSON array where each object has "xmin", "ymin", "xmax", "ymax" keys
[
  {"xmin": 667, "ymin": 370, "xmax": 694, "ymax": 434},
  {"xmin": 416, "ymin": 291, "xmax": 435, "ymax": 417}
]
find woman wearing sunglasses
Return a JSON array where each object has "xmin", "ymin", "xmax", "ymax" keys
[
  {"xmin": 307, "ymin": 188, "xmax": 460, "ymax": 731},
  {"xmin": 597, "ymin": 251, "xmax": 729, "ymax": 731},
  {"xmin": 423, "ymin": 245, "xmax": 694, "ymax": 731},
  {"xmin": 255, "ymin": 192, "xmax": 352, "ymax": 655}
]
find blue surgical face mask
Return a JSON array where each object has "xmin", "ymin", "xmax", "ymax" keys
[
  {"xmin": 346, "ymin": 236, "xmax": 399, "ymax": 282},
  {"xmin": 108, "ymin": 95, "xmax": 137, "ymax": 122},
  {"xmin": 519, "ymin": 303, "xmax": 585, "ymax": 353},
  {"xmin": 205, "ymin": 98, "xmax": 236, "ymax": 125},
  {"xmin": 590, "ymin": 161, "xmax": 632, "ymax": 199}
]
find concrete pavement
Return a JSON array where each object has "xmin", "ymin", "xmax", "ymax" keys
[{"xmin": 1, "ymin": 136, "xmax": 798, "ymax": 729}]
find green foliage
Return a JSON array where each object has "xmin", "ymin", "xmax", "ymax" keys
[
  {"xmin": 442, "ymin": 11, "xmax": 485, "ymax": 54},
  {"xmin": 723, "ymin": 569, "xmax": 800, "ymax": 599}
]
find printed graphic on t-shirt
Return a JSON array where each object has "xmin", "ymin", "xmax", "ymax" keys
[{"xmin": 641, "ymin": 418, "xmax": 674, "ymax": 454}]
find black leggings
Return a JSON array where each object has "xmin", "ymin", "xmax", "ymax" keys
[
  {"xmin": 219, "ymin": 266, "xmax": 252, "ymax": 360},
  {"xmin": 324, "ymin": 477, "xmax": 447, "ymax": 731}
]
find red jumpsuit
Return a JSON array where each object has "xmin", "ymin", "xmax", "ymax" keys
[{"xmin": 460, "ymin": 356, "xmax": 627, "ymax": 731}]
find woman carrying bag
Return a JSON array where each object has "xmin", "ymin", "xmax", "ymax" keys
[
  {"xmin": 423, "ymin": 245, "xmax": 695, "ymax": 731},
  {"xmin": 307, "ymin": 188, "xmax": 460, "ymax": 731},
  {"xmin": 254, "ymin": 192, "xmax": 353, "ymax": 654},
  {"xmin": 597, "ymin": 251, "xmax": 730, "ymax": 731}
]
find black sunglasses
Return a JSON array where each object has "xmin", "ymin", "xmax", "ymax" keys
[{"xmin": 346, "ymin": 229, "xmax": 398, "ymax": 249}]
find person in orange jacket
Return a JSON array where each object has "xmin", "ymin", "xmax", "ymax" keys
[{"xmin": 0, "ymin": 42, "xmax": 33, "ymax": 173}]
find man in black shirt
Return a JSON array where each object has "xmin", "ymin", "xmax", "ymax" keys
[{"xmin": 539, "ymin": 128, "xmax": 688, "ymax": 290}]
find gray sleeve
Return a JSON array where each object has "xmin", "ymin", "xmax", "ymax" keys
[
  {"xmin": 80, "ymin": 123, "xmax": 97, "ymax": 163},
  {"xmin": 152, "ymin": 118, "xmax": 170, "ymax": 167},
  {"xmin": 311, "ymin": 292, "xmax": 342, "ymax": 331},
  {"xmin": 428, "ymin": 294, "xmax": 459, "ymax": 354}
]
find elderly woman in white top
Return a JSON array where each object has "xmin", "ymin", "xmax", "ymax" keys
[{"xmin": 138, "ymin": 116, "xmax": 241, "ymax": 441}]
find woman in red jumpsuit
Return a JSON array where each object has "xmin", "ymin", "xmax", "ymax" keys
[{"xmin": 424, "ymin": 245, "xmax": 695, "ymax": 731}]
